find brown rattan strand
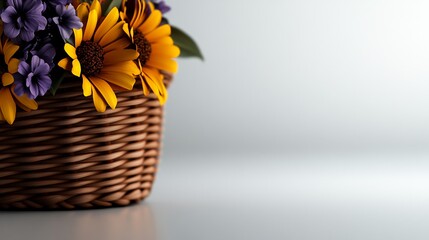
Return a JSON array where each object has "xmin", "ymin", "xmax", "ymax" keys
[{"xmin": 0, "ymin": 73, "xmax": 172, "ymax": 209}]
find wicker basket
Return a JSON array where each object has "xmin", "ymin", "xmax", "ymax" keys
[{"xmin": 0, "ymin": 73, "xmax": 172, "ymax": 209}]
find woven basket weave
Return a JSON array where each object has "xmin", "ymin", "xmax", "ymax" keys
[{"xmin": 0, "ymin": 73, "xmax": 172, "ymax": 209}]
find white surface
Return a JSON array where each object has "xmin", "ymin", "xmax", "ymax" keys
[{"xmin": 2, "ymin": 153, "xmax": 429, "ymax": 240}]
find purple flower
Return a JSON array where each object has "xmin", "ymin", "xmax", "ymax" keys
[
  {"xmin": 14, "ymin": 56, "xmax": 52, "ymax": 99},
  {"xmin": 29, "ymin": 43, "xmax": 56, "ymax": 69},
  {"xmin": 19, "ymin": 32, "xmax": 56, "ymax": 69},
  {"xmin": 52, "ymin": 4, "xmax": 83, "ymax": 40},
  {"xmin": 150, "ymin": 0, "xmax": 171, "ymax": 14},
  {"xmin": 1, "ymin": 0, "xmax": 47, "ymax": 42}
]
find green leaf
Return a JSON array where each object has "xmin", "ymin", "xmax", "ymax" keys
[
  {"xmin": 103, "ymin": 0, "xmax": 122, "ymax": 15},
  {"xmin": 171, "ymin": 26, "xmax": 204, "ymax": 60}
]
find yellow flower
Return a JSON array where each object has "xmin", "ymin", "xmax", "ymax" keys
[
  {"xmin": 0, "ymin": 24, "xmax": 37, "ymax": 125},
  {"xmin": 59, "ymin": 0, "xmax": 140, "ymax": 112},
  {"xmin": 121, "ymin": 0, "xmax": 180, "ymax": 105}
]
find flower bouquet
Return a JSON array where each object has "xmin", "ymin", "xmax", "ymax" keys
[{"xmin": 0, "ymin": 0, "xmax": 201, "ymax": 209}]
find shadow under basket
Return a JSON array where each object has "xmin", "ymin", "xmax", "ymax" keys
[{"xmin": 0, "ymin": 74, "xmax": 173, "ymax": 209}]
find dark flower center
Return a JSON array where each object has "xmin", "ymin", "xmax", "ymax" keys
[
  {"xmin": 134, "ymin": 32, "xmax": 152, "ymax": 66},
  {"xmin": 76, "ymin": 41, "xmax": 104, "ymax": 76},
  {"xmin": 16, "ymin": 16, "xmax": 24, "ymax": 28}
]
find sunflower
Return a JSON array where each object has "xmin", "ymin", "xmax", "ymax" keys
[
  {"xmin": 59, "ymin": 0, "xmax": 140, "ymax": 112},
  {"xmin": 0, "ymin": 24, "xmax": 37, "ymax": 125},
  {"xmin": 121, "ymin": 0, "xmax": 180, "ymax": 104}
]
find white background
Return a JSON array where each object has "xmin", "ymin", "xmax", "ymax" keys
[{"xmin": 165, "ymin": 0, "xmax": 429, "ymax": 155}]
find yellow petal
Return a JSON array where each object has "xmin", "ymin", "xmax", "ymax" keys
[
  {"xmin": 98, "ymin": 71, "xmax": 136, "ymax": 90},
  {"xmin": 147, "ymin": 77, "xmax": 168, "ymax": 105},
  {"xmin": 154, "ymin": 75, "xmax": 168, "ymax": 105},
  {"xmin": 90, "ymin": 0, "xmax": 102, "ymax": 19},
  {"xmin": 0, "ymin": 88, "xmax": 16, "ymax": 124},
  {"xmin": 158, "ymin": 90, "xmax": 168, "ymax": 105},
  {"xmin": 64, "ymin": 43, "xmax": 77, "ymax": 59},
  {"xmin": 90, "ymin": 77, "xmax": 117, "ymax": 109},
  {"xmin": 99, "ymin": 22, "xmax": 125, "ymax": 47},
  {"xmin": 94, "ymin": 7, "xmax": 119, "ymax": 43},
  {"xmin": 138, "ymin": 10, "xmax": 162, "ymax": 35},
  {"xmin": 82, "ymin": 74, "xmax": 92, "ymax": 97},
  {"xmin": 142, "ymin": 66, "xmax": 162, "ymax": 80},
  {"xmin": 102, "ymin": 61, "xmax": 140, "ymax": 75},
  {"xmin": 139, "ymin": 75, "xmax": 150, "ymax": 96},
  {"xmin": 142, "ymin": 68, "xmax": 161, "ymax": 89},
  {"xmin": 91, "ymin": 85, "xmax": 107, "ymax": 112},
  {"xmin": 110, "ymin": 84, "xmax": 128, "ymax": 91},
  {"xmin": 151, "ymin": 44, "xmax": 181, "ymax": 58},
  {"xmin": 77, "ymin": 3, "xmax": 90, "ymax": 24},
  {"xmin": 119, "ymin": 11, "xmax": 126, "ymax": 21},
  {"xmin": 131, "ymin": 8, "xmax": 145, "ymax": 28},
  {"xmin": 74, "ymin": 28, "xmax": 83, "ymax": 47},
  {"xmin": 2, "ymin": 73, "xmax": 14, "ymax": 86},
  {"xmin": 4, "ymin": 41, "xmax": 19, "ymax": 63},
  {"xmin": 72, "ymin": 59, "xmax": 81, "ymax": 76},
  {"xmin": 83, "ymin": 10, "xmax": 98, "ymax": 41},
  {"xmin": 130, "ymin": 0, "xmax": 145, "ymax": 27},
  {"xmin": 102, "ymin": 37, "xmax": 132, "ymax": 53},
  {"xmin": 147, "ymin": 2, "xmax": 155, "ymax": 11},
  {"xmin": 12, "ymin": 89, "xmax": 38, "ymax": 111},
  {"xmin": 156, "ymin": 37, "xmax": 174, "ymax": 45},
  {"xmin": 142, "ymin": 70, "xmax": 167, "ymax": 105},
  {"xmin": 103, "ymin": 49, "xmax": 138, "ymax": 65},
  {"xmin": 145, "ymin": 25, "xmax": 171, "ymax": 42},
  {"xmin": 58, "ymin": 58, "xmax": 72, "ymax": 70},
  {"xmin": 122, "ymin": 23, "xmax": 131, "ymax": 39},
  {"xmin": 121, "ymin": 0, "xmax": 127, "ymax": 17},
  {"xmin": 7, "ymin": 58, "xmax": 19, "ymax": 73},
  {"xmin": 147, "ymin": 57, "xmax": 178, "ymax": 73}
]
